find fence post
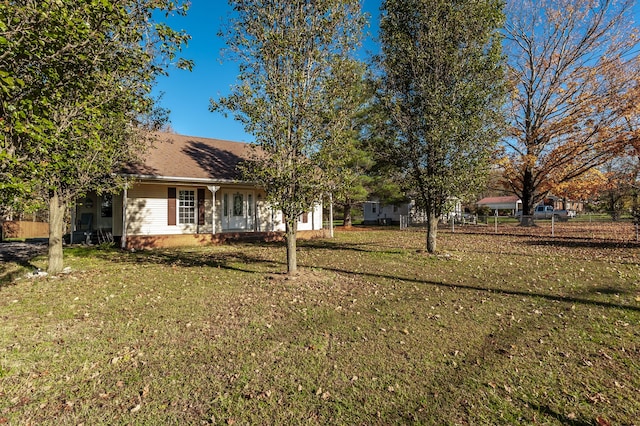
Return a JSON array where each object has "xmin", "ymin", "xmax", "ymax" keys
[
  {"xmin": 551, "ymin": 214, "xmax": 555, "ymax": 237},
  {"xmin": 494, "ymin": 213, "xmax": 498, "ymax": 234}
]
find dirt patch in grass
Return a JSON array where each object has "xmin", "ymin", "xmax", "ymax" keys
[{"xmin": 1, "ymin": 225, "xmax": 638, "ymax": 424}]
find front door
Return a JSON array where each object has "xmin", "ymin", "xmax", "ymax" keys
[{"xmin": 222, "ymin": 191, "xmax": 254, "ymax": 231}]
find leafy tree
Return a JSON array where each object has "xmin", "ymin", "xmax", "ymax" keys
[
  {"xmin": 320, "ymin": 60, "xmax": 376, "ymax": 227},
  {"xmin": 501, "ymin": 0, "xmax": 640, "ymax": 225},
  {"xmin": 377, "ymin": 0, "xmax": 505, "ymax": 252},
  {"xmin": 553, "ymin": 168, "xmax": 608, "ymax": 206},
  {"xmin": 212, "ymin": 0, "xmax": 365, "ymax": 274},
  {"xmin": 0, "ymin": 0, "xmax": 191, "ymax": 273}
]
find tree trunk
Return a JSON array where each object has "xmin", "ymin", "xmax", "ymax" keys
[
  {"xmin": 426, "ymin": 210, "xmax": 437, "ymax": 253},
  {"xmin": 343, "ymin": 201, "xmax": 352, "ymax": 227},
  {"xmin": 47, "ymin": 191, "xmax": 66, "ymax": 274},
  {"xmin": 519, "ymin": 167, "xmax": 536, "ymax": 227},
  {"xmin": 285, "ymin": 219, "xmax": 297, "ymax": 274}
]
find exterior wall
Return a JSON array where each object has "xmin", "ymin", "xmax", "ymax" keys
[
  {"xmin": 363, "ymin": 201, "xmax": 409, "ymax": 224},
  {"xmin": 297, "ymin": 203, "xmax": 323, "ymax": 231},
  {"xmin": 119, "ymin": 181, "xmax": 323, "ymax": 240}
]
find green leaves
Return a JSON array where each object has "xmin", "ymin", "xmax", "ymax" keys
[
  {"xmin": 214, "ymin": 0, "xmax": 366, "ymax": 272},
  {"xmin": 1, "ymin": 0, "xmax": 190, "ymax": 271},
  {"xmin": 378, "ymin": 0, "xmax": 506, "ymax": 251}
]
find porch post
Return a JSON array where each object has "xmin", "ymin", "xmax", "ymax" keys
[
  {"xmin": 121, "ymin": 187, "xmax": 128, "ymax": 249},
  {"xmin": 207, "ymin": 185, "xmax": 220, "ymax": 235},
  {"xmin": 70, "ymin": 204, "xmax": 77, "ymax": 244}
]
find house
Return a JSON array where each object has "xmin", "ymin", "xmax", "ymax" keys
[
  {"xmin": 477, "ymin": 195, "xmax": 522, "ymax": 216},
  {"xmin": 363, "ymin": 198, "xmax": 462, "ymax": 225},
  {"xmin": 476, "ymin": 195, "xmax": 584, "ymax": 216},
  {"xmin": 70, "ymin": 134, "xmax": 325, "ymax": 249},
  {"xmin": 363, "ymin": 200, "xmax": 409, "ymax": 225}
]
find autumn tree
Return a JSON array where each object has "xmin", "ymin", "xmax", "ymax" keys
[
  {"xmin": 553, "ymin": 168, "xmax": 608, "ymax": 206},
  {"xmin": 501, "ymin": 0, "xmax": 640, "ymax": 225},
  {"xmin": 0, "ymin": 0, "xmax": 191, "ymax": 273},
  {"xmin": 212, "ymin": 0, "xmax": 365, "ymax": 273},
  {"xmin": 378, "ymin": 0, "xmax": 505, "ymax": 253}
]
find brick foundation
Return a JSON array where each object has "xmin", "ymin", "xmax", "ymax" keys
[{"xmin": 124, "ymin": 229, "xmax": 329, "ymax": 250}]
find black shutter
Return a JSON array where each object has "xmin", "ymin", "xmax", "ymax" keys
[
  {"xmin": 197, "ymin": 188, "xmax": 205, "ymax": 226},
  {"xmin": 168, "ymin": 187, "xmax": 176, "ymax": 226}
]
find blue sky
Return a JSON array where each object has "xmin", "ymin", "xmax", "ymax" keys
[
  {"xmin": 153, "ymin": 1, "xmax": 382, "ymax": 143},
  {"xmin": 154, "ymin": 1, "xmax": 640, "ymax": 143}
]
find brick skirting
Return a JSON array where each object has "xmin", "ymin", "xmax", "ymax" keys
[{"xmin": 124, "ymin": 229, "xmax": 329, "ymax": 250}]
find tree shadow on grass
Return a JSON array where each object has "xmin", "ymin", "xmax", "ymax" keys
[
  {"xmin": 516, "ymin": 400, "xmax": 593, "ymax": 426},
  {"xmin": 526, "ymin": 239, "xmax": 640, "ymax": 250},
  {"xmin": 66, "ymin": 242, "xmax": 284, "ymax": 274},
  {"xmin": 298, "ymin": 238, "xmax": 414, "ymax": 256},
  {"xmin": 314, "ymin": 263, "xmax": 640, "ymax": 313},
  {"xmin": 0, "ymin": 242, "xmax": 47, "ymax": 288},
  {"xmin": 63, "ymin": 240, "xmax": 640, "ymax": 312}
]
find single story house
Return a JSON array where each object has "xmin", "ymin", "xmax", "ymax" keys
[
  {"xmin": 476, "ymin": 195, "xmax": 584, "ymax": 216},
  {"xmin": 363, "ymin": 198, "xmax": 462, "ymax": 225},
  {"xmin": 70, "ymin": 133, "xmax": 325, "ymax": 249},
  {"xmin": 477, "ymin": 195, "xmax": 522, "ymax": 216},
  {"xmin": 363, "ymin": 200, "xmax": 409, "ymax": 225}
]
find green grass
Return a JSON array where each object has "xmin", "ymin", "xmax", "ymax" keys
[{"xmin": 1, "ymin": 228, "xmax": 639, "ymax": 425}]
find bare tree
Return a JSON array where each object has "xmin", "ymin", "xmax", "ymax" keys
[{"xmin": 501, "ymin": 0, "xmax": 640, "ymax": 225}]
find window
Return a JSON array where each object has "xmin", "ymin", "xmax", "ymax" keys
[
  {"xmin": 248, "ymin": 194, "xmax": 253, "ymax": 217},
  {"xmin": 372, "ymin": 203, "xmax": 377, "ymax": 213},
  {"xmin": 101, "ymin": 194, "xmax": 113, "ymax": 217},
  {"xmin": 233, "ymin": 193, "xmax": 243, "ymax": 216},
  {"xmin": 223, "ymin": 193, "xmax": 229, "ymax": 217},
  {"xmin": 300, "ymin": 212, "xmax": 309, "ymax": 223},
  {"xmin": 178, "ymin": 190, "xmax": 195, "ymax": 224}
]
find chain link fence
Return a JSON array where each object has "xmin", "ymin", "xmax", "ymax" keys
[{"xmin": 399, "ymin": 212, "xmax": 640, "ymax": 243}]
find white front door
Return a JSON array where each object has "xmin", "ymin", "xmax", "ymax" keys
[{"xmin": 222, "ymin": 191, "xmax": 255, "ymax": 231}]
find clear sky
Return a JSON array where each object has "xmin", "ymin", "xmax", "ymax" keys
[
  {"xmin": 153, "ymin": 1, "xmax": 382, "ymax": 143},
  {"xmin": 154, "ymin": 1, "xmax": 640, "ymax": 144}
]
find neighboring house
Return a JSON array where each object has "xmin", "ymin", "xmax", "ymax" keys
[
  {"xmin": 363, "ymin": 200, "xmax": 409, "ymax": 225},
  {"xmin": 545, "ymin": 195, "xmax": 584, "ymax": 213},
  {"xmin": 70, "ymin": 133, "xmax": 325, "ymax": 249},
  {"xmin": 476, "ymin": 195, "xmax": 584, "ymax": 216},
  {"xmin": 363, "ymin": 198, "xmax": 462, "ymax": 225},
  {"xmin": 477, "ymin": 195, "xmax": 522, "ymax": 216}
]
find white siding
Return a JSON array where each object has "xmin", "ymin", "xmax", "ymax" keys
[
  {"xmin": 297, "ymin": 202, "xmax": 323, "ymax": 231},
  {"xmin": 124, "ymin": 182, "xmax": 323, "ymax": 236},
  {"xmin": 126, "ymin": 183, "xmax": 210, "ymax": 236}
]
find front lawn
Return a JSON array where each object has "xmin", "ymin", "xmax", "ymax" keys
[{"xmin": 1, "ymin": 228, "xmax": 638, "ymax": 424}]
